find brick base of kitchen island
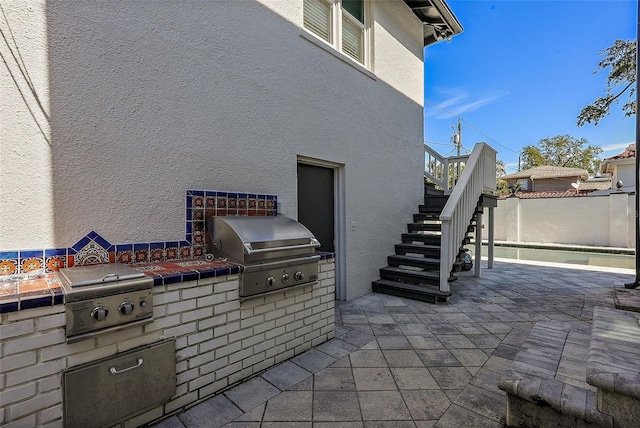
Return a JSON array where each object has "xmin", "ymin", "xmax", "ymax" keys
[{"xmin": 0, "ymin": 258, "xmax": 335, "ymax": 428}]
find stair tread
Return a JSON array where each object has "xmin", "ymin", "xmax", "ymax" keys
[
  {"xmin": 418, "ymin": 205, "xmax": 444, "ymax": 213},
  {"xmin": 381, "ymin": 266, "xmax": 440, "ymax": 279},
  {"xmin": 413, "ymin": 213, "xmax": 441, "ymax": 220},
  {"xmin": 388, "ymin": 256, "xmax": 440, "ymax": 270},
  {"xmin": 408, "ymin": 223, "xmax": 441, "ymax": 228},
  {"xmin": 372, "ymin": 279, "xmax": 451, "ymax": 297},
  {"xmin": 401, "ymin": 235, "xmax": 442, "ymax": 245},
  {"xmin": 389, "ymin": 254, "xmax": 440, "ymax": 264},
  {"xmin": 396, "ymin": 243, "xmax": 441, "ymax": 250}
]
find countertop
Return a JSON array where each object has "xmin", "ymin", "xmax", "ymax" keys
[{"xmin": 0, "ymin": 258, "xmax": 240, "ymax": 314}]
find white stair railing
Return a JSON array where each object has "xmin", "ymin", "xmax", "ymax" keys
[
  {"xmin": 424, "ymin": 144, "xmax": 469, "ymax": 194},
  {"xmin": 438, "ymin": 142, "xmax": 496, "ymax": 292}
]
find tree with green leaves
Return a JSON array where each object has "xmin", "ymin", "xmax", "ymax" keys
[
  {"xmin": 577, "ymin": 39, "xmax": 636, "ymax": 126},
  {"xmin": 495, "ymin": 159, "xmax": 511, "ymax": 195},
  {"xmin": 520, "ymin": 135, "xmax": 602, "ymax": 174},
  {"xmin": 496, "ymin": 159, "xmax": 506, "ymax": 178}
]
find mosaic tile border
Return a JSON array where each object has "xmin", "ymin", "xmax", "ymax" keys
[
  {"xmin": 186, "ymin": 189, "xmax": 278, "ymax": 252},
  {"xmin": 0, "ymin": 232, "xmax": 196, "ymax": 275},
  {"xmin": 0, "ymin": 190, "xmax": 279, "ymax": 276}
]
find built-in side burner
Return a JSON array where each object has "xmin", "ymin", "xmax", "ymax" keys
[{"xmin": 57, "ymin": 263, "xmax": 154, "ymax": 342}]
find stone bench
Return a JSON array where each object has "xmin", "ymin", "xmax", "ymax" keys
[
  {"xmin": 587, "ymin": 306, "xmax": 640, "ymax": 428},
  {"xmin": 499, "ymin": 307, "xmax": 640, "ymax": 428},
  {"xmin": 498, "ymin": 320, "xmax": 613, "ymax": 427}
]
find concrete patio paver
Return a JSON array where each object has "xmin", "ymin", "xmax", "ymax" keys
[{"xmin": 150, "ymin": 259, "xmax": 634, "ymax": 428}]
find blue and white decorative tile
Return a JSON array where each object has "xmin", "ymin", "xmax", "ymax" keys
[
  {"xmin": 70, "ymin": 232, "xmax": 112, "ymax": 266},
  {"xmin": 45, "ymin": 248, "xmax": 67, "ymax": 272},
  {"xmin": 19, "ymin": 250, "xmax": 45, "ymax": 272},
  {"xmin": 0, "ymin": 251, "xmax": 19, "ymax": 275}
]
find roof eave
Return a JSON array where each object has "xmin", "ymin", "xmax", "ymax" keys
[
  {"xmin": 602, "ymin": 156, "xmax": 636, "ymax": 166},
  {"xmin": 403, "ymin": 0, "xmax": 463, "ymax": 46}
]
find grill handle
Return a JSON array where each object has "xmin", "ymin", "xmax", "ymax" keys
[
  {"xmin": 109, "ymin": 358, "xmax": 143, "ymax": 375},
  {"xmin": 244, "ymin": 239, "xmax": 320, "ymax": 255},
  {"xmin": 242, "ymin": 254, "xmax": 320, "ymax": 270}
]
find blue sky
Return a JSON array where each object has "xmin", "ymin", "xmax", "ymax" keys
[{"xmin": 423, "ymin": 0, "xmax": 637, "ymax": 173}]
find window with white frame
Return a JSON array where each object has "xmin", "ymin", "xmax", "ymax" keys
[{"xmin": 303, "ymin": 0, "xmax": 368, "ymax": 66}]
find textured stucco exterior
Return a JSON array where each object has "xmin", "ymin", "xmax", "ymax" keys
[
  {"xmin": 616, "ymin": 163, "xmax": 636, "ymax": 190},
  {"xmin": 1, "ymin": 1, "xmax": 53, "ymax": 249},
  {"xmin": 1, "ymin": 0, "xmax": 426, "ymax": 300}
]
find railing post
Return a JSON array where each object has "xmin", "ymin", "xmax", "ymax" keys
[
  {"xmin": 474, "ymin": 210, "xmax": 482, "ymax": 278},
  {"xmin": 488, "ymin": 206, "xmax": 494, "ymax": 269},
  {"xmin": 444, "ymin": 158, "xmax": 451, "ymax": 194},
  {"xmin": 440, "ymin": 227, "xmax": 450, "ymax": 293}
]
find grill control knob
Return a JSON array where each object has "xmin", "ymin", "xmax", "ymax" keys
[
  {"xmin": 119, "ymin": 301, "xmax": 135, "ymax": 315},
  {"xmin": 295, "ymin": 271, "xmax": 305, "ymax": 281},
  {"xmin": 266, "ymin": 276, "xmax": 276, "ymax": 287},
  {"xmin": 281, "ymin": 273, "xmax": 289, "ymax": 283},
  {"xmin": 91, "ymin": 306, "xmax": 109, "ymax": 321}
]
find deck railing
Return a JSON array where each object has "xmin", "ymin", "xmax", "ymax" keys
[
  {"xmin": 424, "ymin": 144, "xmax": 469, "ymax": 194},
  {"xmin": 438, "ymin": 142, "xmax": 496, "ymax": 292}
]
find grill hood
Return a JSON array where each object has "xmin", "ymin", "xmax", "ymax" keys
[{"xmin": 207, "ymin": 215, "xmax": 320, "ymax": 263}]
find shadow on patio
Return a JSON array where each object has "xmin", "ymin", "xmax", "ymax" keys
[{"xmin": 151, "ymin": 260, "xmax": 634, "ymax": 428}]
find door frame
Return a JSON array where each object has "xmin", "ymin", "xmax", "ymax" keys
[{"xmin": 297, "ymin": 155, "xmax": 346, "ymax": 301}]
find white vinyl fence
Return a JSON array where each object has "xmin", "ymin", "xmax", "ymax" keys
[{"xmin": 485, "ymin": 192, "xmax": 636, "ymax": 249}]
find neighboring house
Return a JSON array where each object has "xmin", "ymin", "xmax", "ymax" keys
[
  {"xmin": 501, "ymin": 165, "xmax": 589, "ymax": 193},
  {"xmin": 1, "ymin": 0, "xmax": 462, "ymax": 301},
  {"xmin": 600, "ymin": 143, "xmax": 636, "ymax": 192}
]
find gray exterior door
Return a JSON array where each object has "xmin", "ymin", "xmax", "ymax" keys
[{"xmin": 297, "ymin": 163, "xmax": 335, "ymax": 253}]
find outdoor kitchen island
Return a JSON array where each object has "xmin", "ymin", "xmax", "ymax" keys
[{"xmin": 0, "ymin": 255, "xmax": 336, "ymax": 427}]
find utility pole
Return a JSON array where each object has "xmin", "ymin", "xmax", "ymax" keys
[
  {"xmin": 624, "ymin": 6, "xmax": 640, "ymax": 289},
  {"xmin": 451, "ymin": 118, "xmax": 462, "ymax": 187},
  {"xmin": 453, "ymin": 118, "xmax": 462, "ymax": 156}
]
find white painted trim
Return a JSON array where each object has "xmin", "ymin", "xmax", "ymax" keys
[
  {"xmin": 297, "ymin": 155, "xmax": 347, "ymax": 300},
  {"xmin": 300, "ymin": 0, "xmax": 375, "ymax": 78},
  {"xmin": 298, "ymin": 30, "xmax": 376, "ymax": 80}
]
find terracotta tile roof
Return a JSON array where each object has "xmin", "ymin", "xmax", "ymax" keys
[
  {"xmin": 498, "ymin": 190, "xmax": 592, "ymax": 199},
  {"xmin": 501, "ymin": 165, "xmax": 589, "ymax": 181},
  {"xmin": 604, "ymin": 144, "xmax": 636, "ymax": 161}
]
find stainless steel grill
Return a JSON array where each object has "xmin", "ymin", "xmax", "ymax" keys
[
  {"xmin": 57, "ymin": 263, "xmax": 154, "ymax": 342},
  {"xmin": 207, "ymin": 215, "xmax": 321, "ymax": 300}
]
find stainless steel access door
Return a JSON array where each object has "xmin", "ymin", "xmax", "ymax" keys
[{"xmin": 63, "ymin": 339, "xmax": 176, "ymax": 428}]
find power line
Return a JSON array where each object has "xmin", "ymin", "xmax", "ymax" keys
[
  {"xmin": 424, "ymin": 140, "xmax": 456, "ymax": 147},
  {"xmin": 425, "ymin": 99, "xmax": 520, "ymax": 155}
]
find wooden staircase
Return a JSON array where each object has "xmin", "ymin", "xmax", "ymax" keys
[{"xmin": 371, "ymin": 182, "xmax": 479, "ymax": 303}]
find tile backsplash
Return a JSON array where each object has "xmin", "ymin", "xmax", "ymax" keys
[{"xmin": 0, "ymin": 190, "xmax": 278, "ymax": 275}]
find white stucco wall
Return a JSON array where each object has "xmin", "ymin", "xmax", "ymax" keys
[
  {"xmin": 616, "ymin": 162, "xmax": 636, "ymax": 188},
  {"xmin": 629, "ymin": 195, "xmax": 636, "ymax": 246},
  {"xmin": 0, "ymin": 1, "xmax": 54, "ymax": 249},
  {"xmin": 1, "ymin": 0, "xmax": 425, "ymax": 300},
  {"xmin": 485, "ymin": 193, "xmax": 636, "ymax": 248}
]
